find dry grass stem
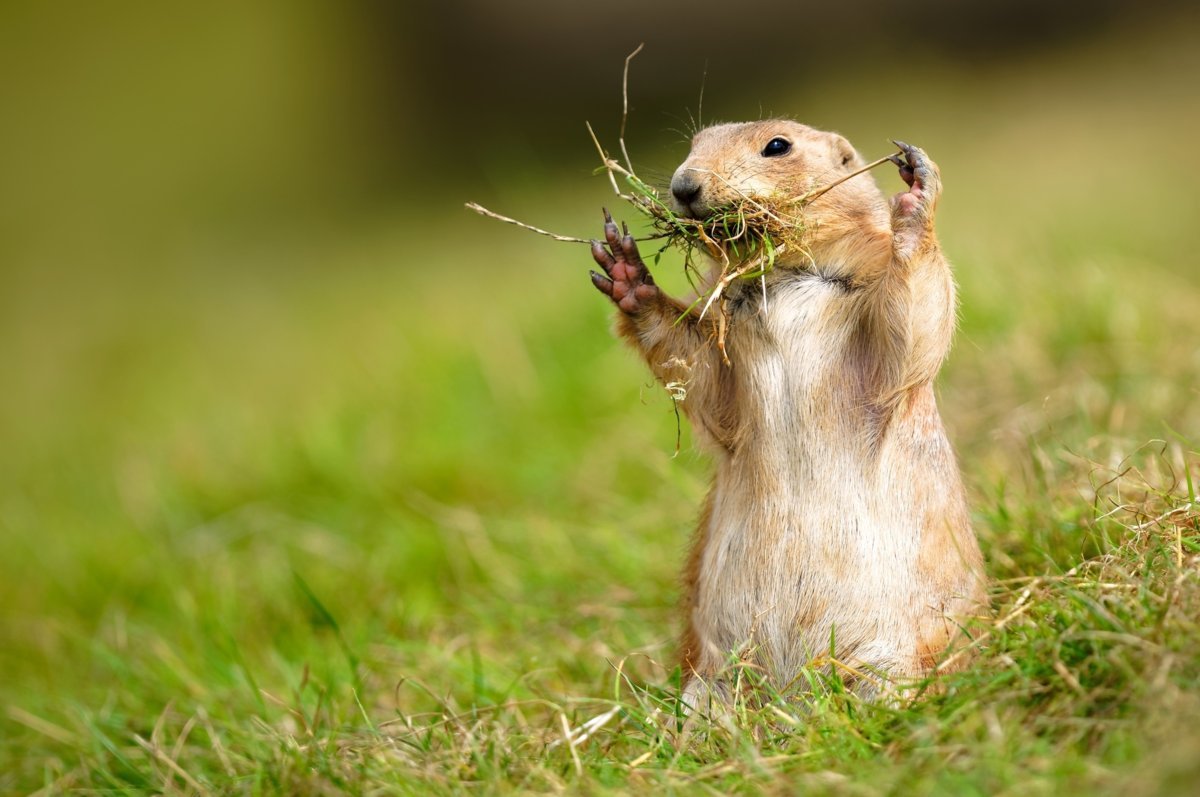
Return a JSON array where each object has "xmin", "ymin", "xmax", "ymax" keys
[
  {"xmin": 463, "ymin": 203, "xmax": 591, "ymax": 244},
  {"xmin": 619, "ymin": 43, "xmax": 644, "ymax": 173},
  {"xmin": 800, "ymin": 154, "xmax": 901, "ymax": 203},
  {"xmin": 466, "ymin": 47, "xmax": 901, "ymax": 363}
]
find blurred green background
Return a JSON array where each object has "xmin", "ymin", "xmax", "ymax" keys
[{"xmin": 2, "ymin": 1, "xmax": 1199, "ymax": 791}]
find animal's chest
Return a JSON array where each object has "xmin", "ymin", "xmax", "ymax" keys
[
  {"xmin": 728, "ymin": 276, "xmax": 858, "ymax": 423},
  {"xmin": 697, "ymin": 275, "xmax": 904, "ymax": 660}
]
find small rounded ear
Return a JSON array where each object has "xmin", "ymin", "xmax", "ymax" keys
[{"xmin": 829, "ymin": 133, "xmax": 861, "ymax": 169}]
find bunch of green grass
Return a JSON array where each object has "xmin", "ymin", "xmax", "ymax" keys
[
  {"xmin": 465, "ymin": 165, "xmax": 798, "ymax": 368},
  {"xmin": 469, "ymin": 127, "xmax": 894, "ymax": 356},
  {"xmin": 469, "ymin": 43, "xmax": 802, "ymax": 339},
  {"xmin": 584, "ymin": 129, "xmax": 899, "ymax": 368},
  {"xmin": 465, "ymin": 161, "xmax": 798, "ymax": 340},
  {"xmin": 467, "ymin": 47, "xmax": 909, "ymax": 351},
  {"xmin": 612, "ymin": 163, "xmax": 795, "ymax": 307}
]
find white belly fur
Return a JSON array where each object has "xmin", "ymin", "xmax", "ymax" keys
[{"xmin": 691, "ymin": 275, "xmax": 943, "ymax": 684}]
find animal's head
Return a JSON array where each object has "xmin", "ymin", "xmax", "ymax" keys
[{"xmin": 669, "ymin": 120, "xmax": 891, "ymax": 266}]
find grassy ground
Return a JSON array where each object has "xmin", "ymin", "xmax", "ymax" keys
[{"xmin": 3, "ymin": 19, "xmax": 1200, "ymax": 796}]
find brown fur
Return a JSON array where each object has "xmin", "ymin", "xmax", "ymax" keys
[{"xmin": 591, "ymin": 120, "xmax": 987, "ymax": 704}]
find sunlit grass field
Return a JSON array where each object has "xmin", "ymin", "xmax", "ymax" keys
[{"xmin": 3, "ymin": 21, "xmax": 1200, "ymax": 795}]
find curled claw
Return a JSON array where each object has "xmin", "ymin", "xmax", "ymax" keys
[
  {"xmin": 590, "ymin": 269, "xmax": 614, "ymax": 296},
  {"xmin": 889, "ymin": 140, "xmax": 917, "ymax": 189},
  {"xmin": 602, "ymin": 208, "xmax": 620, "ymax": 238},
  {"xmin": 602, "ymin": 209, "xmax": 622, "ymax": 250}
]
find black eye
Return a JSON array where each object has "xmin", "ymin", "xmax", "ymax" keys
[{"xmin": 761, "ymin": 137, "xmax": 791, "ymax": 157}]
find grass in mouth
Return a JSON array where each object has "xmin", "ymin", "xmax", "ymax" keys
[{"xmin": 467, "ymin": 45, "xmax": 898, "ymax": 347}]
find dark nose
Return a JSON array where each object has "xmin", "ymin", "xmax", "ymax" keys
[{"xmin": 671, "ymin": 175, "xmax": 702, "ymax": 206}]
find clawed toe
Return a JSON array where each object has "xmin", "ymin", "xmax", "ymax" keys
[
  {"xmin": 590, "ymin": 271, "xmax": 616, "ymax": 302},
  {"xmin": 888, "ymin": 139, "xmax": 941, "ymax": 237},
  {"xmin": 890, "ymin": 140, "xmax": 920, "ymax": 189}
]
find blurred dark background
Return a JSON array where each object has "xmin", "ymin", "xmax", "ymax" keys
[{"xmin": 1, "ymin": 0, "xmax": 1191, "ymax": 275}]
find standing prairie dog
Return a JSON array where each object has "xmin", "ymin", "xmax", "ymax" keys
[{"xmin": 588, "ymin": 121, "xmax": 986, "ymax": 704}]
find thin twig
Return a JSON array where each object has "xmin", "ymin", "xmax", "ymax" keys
[
  {"xmin": 671, "ymin": 392, "xmax": 683, "ymax": 456},
  {"xmin": 1129, "ymin": 499, "xmax": 1197, "ymax": 531},
  {"xmin": 466, "ymin": 201, "xmax": 662, "ymax": 244},
  {"xmin": 699, "ymin": 245, "xmax": 785, "ymax": 322},
  {"xmin": 801, "ymin": 153, "xmax": 900, "ymax": 204},
  {"xmin": 716, "ymin": 297, "xmax": 731, "ymax": 366},
  {"xmin": 619, "ymin": 44, "xmax": 644, "ymax": 172},
  {"xmin": 586, "ymin": 121, "xmax": 624, "ymax": 197},
  {"xmin": 559, "ymin": 713, "xmax": 583, "ymax": 776},
  {"xmin": 464, "ymin": 203, "xmax": 590, "ymax": 243}
]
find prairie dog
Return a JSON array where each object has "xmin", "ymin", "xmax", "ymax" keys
[{"xmin": 588, "ymin": 121, "xmax": 986, "ymax": 704}]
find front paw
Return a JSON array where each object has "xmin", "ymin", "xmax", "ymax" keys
[
  {"xmin": 888, "ymin": 140, "xmax": 941, "ymax": 220},
  {"xmin": 589, "ymin": 208, "xmax": 661, "ymax": 315}
]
